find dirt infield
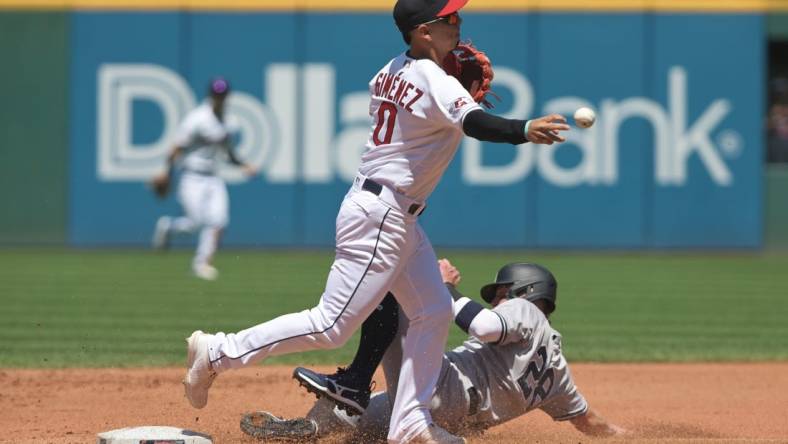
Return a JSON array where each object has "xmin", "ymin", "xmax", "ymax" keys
[{"xmin": 1, "ymin": 363, "xmax": 787, "ymax": 443}]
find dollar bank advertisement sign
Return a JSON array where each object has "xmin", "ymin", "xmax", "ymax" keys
[{"xmin": 70, "ymin": 12, "xmax": 763, "ymax": 248}]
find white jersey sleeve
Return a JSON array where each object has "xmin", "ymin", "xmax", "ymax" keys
[
  {"xmin": 538, "ymin": 352, "xmax": 589, "ymax": 421},
  {"xmin": 425, "ymin": 64, "xmax": 481, "ymax": 129},
  {"xmin": 173, "ymin": 110, "xmax": 198, "ymax": 148},
  {"xmin": 172, "ymin": 104, "xmax": 230, "ymax": 175},
  {"xmin": 452, "ymin": 297, "xmax": 506, "ymax": 343},
  {"xmin": 490, "ymin": 298, "xmax": 542, "ymax": 346}
]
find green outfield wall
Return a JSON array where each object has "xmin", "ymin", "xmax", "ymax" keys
[
  {"xmin": 0, "ymin": 12, "xmax": 69, "ymax": 244},
  {"xmin": 768, "ymin": 13, "xmax": 788, "ymax": 38},
  {"xmin": 765, "ymin": 167, "xmax": 788, "ymax": 248}
]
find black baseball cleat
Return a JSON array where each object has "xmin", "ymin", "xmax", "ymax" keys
[
  {"xmin": 240, "ymin": 411, "xmax": 318, "ymax": 441},
  {"xmin": 293, "ymin": 366, "xmax": 371, "ymax": 416}
]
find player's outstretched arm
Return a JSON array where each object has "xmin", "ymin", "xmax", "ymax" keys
[
  {"xmin": 568, "ymin": 408, "xmax": 627, "ymax": 437},
  {"xmin": 439, "ymin": 259, "xmax": 506, "ymax": 343},
  {"xmin": 222, "ymin": 138, "xmax": 258, "ymax": 177},
  {"xmin": 150, "ymin": 145, "xmax": 183, "ymax": 198},
  {"xmin": 156, "ymin": 144, "xmax": 185, "ymax": 180},
  {"xmin": 462, "ymin": 110, "xmax": 569, "ymax": 145},
  {"xmin": 166, "ymin": 145, "xmax": 184, "ymax": 173}
]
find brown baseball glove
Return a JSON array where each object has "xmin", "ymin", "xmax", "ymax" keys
[
  {"xmin": 150, "ymin": 174, "xmax": 170, "ymax": 199},
  {"xmin": 442, "ymin": 42, "xmax": 497, "ymax": 108}
]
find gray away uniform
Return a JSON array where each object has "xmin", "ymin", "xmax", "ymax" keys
[{"xmin": 308, "ymin": 298, "xmax": 588, "ymax": 440}]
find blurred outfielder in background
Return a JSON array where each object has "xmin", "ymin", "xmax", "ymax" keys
[{"xmin": 151, "ymin": 77, "xmax": 257, "ymax": 280}]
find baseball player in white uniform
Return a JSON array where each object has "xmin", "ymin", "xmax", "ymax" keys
[
  {"xmin": 243, "ymin": 259, "xmax": 626, "ymax": 442},
  {"xmin": 151, "ymin": 78, "xmax": 256, "ymax": 281},
  {"xmin": 182, "ymin": 0, "xmax": 570, "ymax": 442}
]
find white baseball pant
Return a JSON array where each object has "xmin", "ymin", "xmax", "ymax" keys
[
  {"xmin": 172, "ymin": 172, "xmax": 228, "ymax": 266},
  {"xmin": 207, "ymin": 174, "xmax": 454, "ymax": 443}
]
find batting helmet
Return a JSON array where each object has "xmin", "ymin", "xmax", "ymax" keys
[{"xmin": 479, "ymin": 263, "xmax": 557, "ymax": 314}]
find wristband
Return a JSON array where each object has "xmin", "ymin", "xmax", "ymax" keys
[
  {"xmin": 523, "ymin": 120, "xmax": 531, "ymax": 141},
  {"xmin": 446, "ymin": 283, "xmax": 464, "ymax": 301}
]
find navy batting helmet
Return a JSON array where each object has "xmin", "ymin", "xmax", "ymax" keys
[{"xmin": 479, "ymin": 263, "xmax": 557, "ymax": 314}]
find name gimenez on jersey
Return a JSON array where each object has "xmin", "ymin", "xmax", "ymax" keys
[{"xmin": 372, "ymin": 71, "xmax": 424, "ymax": 113}]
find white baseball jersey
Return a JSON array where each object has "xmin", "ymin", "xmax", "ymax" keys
[
  {"xmin": 442, "ymin": 298, "xmax": 588, "ymax": 430},
  {"xmin": 359, "ymin": 52, "xmax": 481, "ymax": 202},
  {"xmin": 173, "ymin": 102, "xmax": 231, "ymax": 175},
  {"xmin": 159, "ymin": 102, "xmax": 234, "ymax": 272},
  {"xmin": 206, "ymin": 52, "xmax": 480, "ymax": 444}
]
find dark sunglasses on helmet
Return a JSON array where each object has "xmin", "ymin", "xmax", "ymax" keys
[{"xmin": 418, "ymin": 12, "xmax": 461, "ymax": 27}]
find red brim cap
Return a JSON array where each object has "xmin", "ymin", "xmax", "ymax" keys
[{"xmin": 437, "ymin": 0, "xmax": 469, "ymax": 16}]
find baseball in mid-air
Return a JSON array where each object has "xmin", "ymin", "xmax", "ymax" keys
[{"xmin": 573, "ymin": 107, "xmax": 596, "ymax": 128}]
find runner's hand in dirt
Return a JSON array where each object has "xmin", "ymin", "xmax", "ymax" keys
[{"xmin": 569, "ymin": 409, "xmax": 627, "ymax": 437}]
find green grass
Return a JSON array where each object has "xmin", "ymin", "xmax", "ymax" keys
[{"xmin": 1, "ymin": 248, "xmax": 787, "ymax": 367}]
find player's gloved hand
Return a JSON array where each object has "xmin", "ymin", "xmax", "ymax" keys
[
  {"xmin": 526, "ymin": 114, "xmax": 570, "ymax": 145},
  {"xmin": 439, "ymin": 258, "xmax": 461, "ymax": 287},
  {"xmin": 442, "ymin": 42, "xmax": 497, "ymax": 108},
  {"xmin": 150, "ymin": 173, "xmax": 171, "ymax": 199}
]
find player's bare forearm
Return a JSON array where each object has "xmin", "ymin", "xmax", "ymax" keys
[
  {"xmin": 150, "ymin": 146, "xmax": 181, "ymax": 198},
  {"xmin": 222, "ymin": 141, "xmax": 258, "ymax": 176},
  {"xmin": 569, "ymin": 408, "xmax": 627, "ymax": 437},
  {"xmin": 223, "ymin": 139, "xmax": 243, "ymax": 166},
  {"xmin": 165, "ymin": 146, "xmax": 184, "ymax": 176}
]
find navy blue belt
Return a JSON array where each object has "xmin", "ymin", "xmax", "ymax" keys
[
  {"xmin": 183, "ymin": 169, "xmax": 215, "ymax": 176},
  {"xmin": 361, "ymin": 178, "xmax": 425, "ymax": 216}
]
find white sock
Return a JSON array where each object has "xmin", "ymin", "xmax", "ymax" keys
[{"xmin": 194, "ymin": 227, "xmax": 219, "ymax": 267}]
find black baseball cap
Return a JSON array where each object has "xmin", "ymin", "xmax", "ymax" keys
[{"xmin": 393, "ymin": 0, "xmax": 469, "ymax": 34}]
